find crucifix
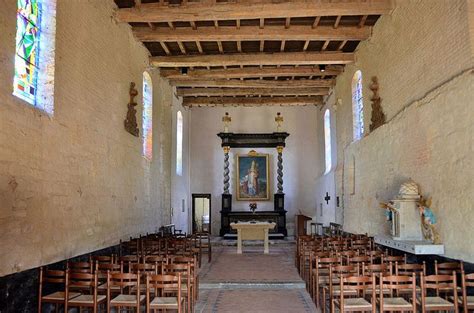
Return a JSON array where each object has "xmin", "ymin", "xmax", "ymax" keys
[{"xmin": 324, "ymin": 192, "xmax": 331, "ymax": 204}]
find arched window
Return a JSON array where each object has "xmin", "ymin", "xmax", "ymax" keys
[
  {"xmin": 13, "ymin": 0, "xmax": 56, "ymax": 114},
  {"xmin": 176, "ymin": 111, "xmax": 183, "ymax": 176},
  {"xmin": 352, "ymin": 70, "xmax": 364, "ymax": 141},
  {"xmin": 324, "ymin": 109, "xmax": 332, "ymax": 174},
  {"xmin": 142, "ymin": 71, "xmax": 153, "ymax": 160}
]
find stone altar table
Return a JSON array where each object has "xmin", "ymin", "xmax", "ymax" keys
[{"xmin": 230, "ymin": 221, "xmax": 276, "ymax": 254}]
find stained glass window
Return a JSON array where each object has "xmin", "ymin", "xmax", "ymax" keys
[
  {"xmin": 142, "ymin": 72, "xmax": 153, "ymax": 160},
  {"xmin": 352, "ymin": 70, "xmax": 364, "ymax": 141},
  {"xmin": 176, "ymin": 111, "xmax": 183, "ymax": 176},
  {"xmin": 324, "ymin": 109, "xmax": 332, "ymax": 174},
  {"xmin": 14, "ymin": 0, "xmax": 41, "ymax": 105}
]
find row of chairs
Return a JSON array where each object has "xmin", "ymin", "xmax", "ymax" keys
[
  {"xmin": 121, "ymin": 232, "xmax": 211, "ymax": 267},
  {"xmin": 297, "ymin": 233, "xmax": 473, "ymax": 313},
  {"xmin": 39, "ymin": 231, "xmax": 210, "ymax": 312},
  {"xmin": 39, "ymin": 268, "xmax": 185, "ymax": 313}
]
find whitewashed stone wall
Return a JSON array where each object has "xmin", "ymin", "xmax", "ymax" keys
[
  {"xmin": 325, "ymin": 0, "xmax": 474, "ymax": 262},
  {"xmin": 0, "ymin": 1, "xmax": 173, "ymax": 276}
]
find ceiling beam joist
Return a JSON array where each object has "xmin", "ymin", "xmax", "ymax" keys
[
  {"xmin": 133, "ymin": 25, "xmax": 371, "ymax": 42},
  {"xmin": 160, "ymin": 66, "xmax": 343, "ymax": 80},
  {"xmin": 169, "ymin": 79, "xmax": 334, "ymax": 88},
  {"xmin": 116, "ymin": 0, "xmax": 394, "ymax": 23},
  {"xmin": 151, "ymin": 52, "xmax": 354, "ymax": 67},
  {"xmin": 176, "ymin": 87, "xmax": 329, "ymax": 97},
  {"xmin": 183, "ymin": 96, "xmax": 323, "ymax": 107}
]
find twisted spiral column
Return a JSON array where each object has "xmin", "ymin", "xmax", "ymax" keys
[
  {"xmin": 277, "ymin": 146, "xmax": 284, "ymax": 194},
  {"xmin": 223, "ymin": 146, "xmax": 230, "ymax": 194}
]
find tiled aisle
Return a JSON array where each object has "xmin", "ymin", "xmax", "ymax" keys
[{"xmin": 195, "ymin": 243, "xmax": 318, "ymax": 313}]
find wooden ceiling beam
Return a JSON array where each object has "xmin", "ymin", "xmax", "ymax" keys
[
  {"xmin": 169, "ymin": 79, "xmax": 334, "ymax": 88},
  {"xmin": 176, "ymin": 87, "xmax": 329, "ymax": 97},
  {"xmin": 160, "ymin": 66, "xmax": 343, "ymax": 80},
  {"xmin": 116, "ymin": 1, "xmax": 394, "ymax": 23},
  {"xmin": 183, "ymin": 96, "xmax": 323, "ymax": 107},
  {"xmin": 133, "ymin": 25, "xmax": 371, "ymax": 42},
  {"xmin": 151, "ymin": 52, "xmax": 354, "ymax": 67}
]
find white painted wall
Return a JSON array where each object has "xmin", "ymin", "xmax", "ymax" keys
[
  {"xmin": 189, "ymin": 106, "xmax": 323, "ymax": 236},
  {"xmin": 314, "ymin": 93, "xmax": 339, "ymax": 226},
  {"xmin": 171, "ymin": 92, "xmax": 191, "ymax": 234},
  {"xmin": 322, "ymin": 0, "xmax": 474, "ymax": 262}
]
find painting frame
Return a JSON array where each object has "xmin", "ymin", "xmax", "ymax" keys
[{"xmin": 236, "ymin": 152, "xmax": 270, "ymax": 201}]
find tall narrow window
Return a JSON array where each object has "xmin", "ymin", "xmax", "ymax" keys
[
  {"xmin": 324, "ymin": 109, "xmax": 332, "ymax": 174},
  {"xmin": 352, "ymin": 70, "xmax": 364, "ymax": 141},
  {"xmin": 176, "ymin": 111, "xmax": 183, "ymax": 176},
  {"xmin": 142, "ymin": 71, "xmax": 153, "ymax": 160},
  {"xmin": 13, "ymin": 0, "xmax": 41, "ymax": 105}
]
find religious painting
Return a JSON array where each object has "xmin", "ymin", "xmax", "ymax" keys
[{"xmin": 236, "ymin": 152, "xmax": 270, "ymax": 201}]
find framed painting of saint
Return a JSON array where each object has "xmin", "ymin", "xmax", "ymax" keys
[{"xmin": 236, "ymin": 152, "xmax": 270, "ymax": 201}]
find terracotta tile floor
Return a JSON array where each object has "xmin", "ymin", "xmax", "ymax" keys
[{"xmin": 196, "ymin": 243, "xmax": 318, "ymax": 313}]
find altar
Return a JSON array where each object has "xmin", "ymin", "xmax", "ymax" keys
[{"xmin": 230, "ymin": 221, "xmax": 276, "ymax": 254}]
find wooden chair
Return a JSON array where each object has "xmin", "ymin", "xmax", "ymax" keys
[
  {"xmin": 146, "ymin": 273, "xmax": 183, "ymax": 313},
  {"xmin": 382, "ymin": 254, "xmax": 406, "ymax": 265},
  {"xmin": 308, "ymin": 250, "xmax": 331, "ymax": 293},
  {"xmin": 366, "ymin": 250, "xmax": 384, "ymax": 264},
  {"xmin": 363, "ymin": 263, "xmax": 392, "ymax": 276},
  {"xmin": 163, "ymin": 263, "xmax": 193, "ymax": 313},
  {"xmin": 395, "ymin": 261, "xmax": 426, "ymax": 276},
  {"xmin": 38, "ymin": 268, "xmax": 80, "ymax": 313},
  {"xmin": 312, "ymin": 256, "xmax": 342, "ymax": 307},
  {"xmin": 379, "ymin": 273, "xmax": 417, "ymax": 313},
  {"xmin": 68, "ymin": 261, "xmax": 94, "ymax": 273},
  {"xmin": 91, "ymin": 255, "xmax": 115, "ymax": 265},
  {"xmin": 417, "ymin": 272, "xmax": 459, "ymax": 313},
  {"xmin": 130, "ymin": 262, "xmax": 158, "ymax": 294},
  {"xmin": 348, "ymin": 255, "xmax": 371, "ymax": 267},
  {"xmin": 196, "ymin": 232, "xmax": 212, "ymax": 265},
  {"xmin": 67, "ymin": 272, "xmax": 106, "ymax": 313},
  {"xmin": 435, "ymin": 260, "xmax": 464, "ymax": 275},
  {"xmin": 459, "ymin": 272, "xmax": 474, "ymax": 312},
  {"xmin": 321, "ymin": 264, "xmax": 359, "ymax": 313},
  {"xmin": 107, "ymin": 272, "xmax": 145, "ymax": 313},
  {"xmin": 145, "ymin": 255, "xmax": 169, "ymax": 273},
  {"xmin": 172, "ymin": 256, "xmax": 199, "ymax": 301},
  {"xmin": 395, "ymin": 262, "xmax": 425, "ymax": 296},
  {"xmin": 331, "ymin": 274, "xmax": 377, "ymax": 313},
  {"xmin": 97, "ymin": 262, "xmax": 123, "ymax": 294},
  {"xmin": 337, "ymin": 250, "xmax": 358, "ymax": 265}
]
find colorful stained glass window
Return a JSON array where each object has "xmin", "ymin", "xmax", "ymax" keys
[
  {"xmin": 142, "ymin": 72, "xmax": 153, "ymax": 160},
  {"xmin": 352, "ymin": 70, "xmax": 364, "ymax": 141},
  {"xmin": 13, "ymin": 0, "xmax": 41, "ymax": 105},
  {"xmin": 324, "ymin": 109, "xmax": 332, "ymax": 174},
  {"xmin": 176, "ymin": 111, "xmax": 183, "ymax": 176}
]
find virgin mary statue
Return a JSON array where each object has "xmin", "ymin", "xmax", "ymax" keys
[{"xmin": 247, "ymin": 160, "xmax": 259, "ymax": 196}]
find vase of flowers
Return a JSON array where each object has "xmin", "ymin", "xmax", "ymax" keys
[{"xmin": 249, "ymin": 202, "xmax": 257, "ymax": 214}]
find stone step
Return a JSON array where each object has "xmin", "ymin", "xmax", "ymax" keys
[{"xmin": 200, "ymin": 282, "xmax": 306, "ymax": 290}]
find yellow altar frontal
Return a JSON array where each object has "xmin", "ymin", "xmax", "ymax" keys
[{"xmin": 230, "ymin": 221, "xmax": 276, "ymax": 254}]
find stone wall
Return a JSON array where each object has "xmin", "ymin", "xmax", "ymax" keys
[
  {"xmin": 327, "ymin": 0, "xmax": 474, "ymax": 262},
  {"xmin": 189, "ymin": 106, "xmax": 323, "ymax": 236},
  {"xmin": 0, "ymin": 0, "xmax": 172, "ymax": 277}
]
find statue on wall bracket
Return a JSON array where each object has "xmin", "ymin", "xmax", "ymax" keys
[
  {"xmin": 369, "ymin": 76, "xmax": 386, "ymax": 132},
  {"xmin": 124, "ymin": 82, "xmax": 139, "ymax": 137}
]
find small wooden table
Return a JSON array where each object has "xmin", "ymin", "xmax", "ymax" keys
[{"xmin": 230, "ymin": 221, "xmax": 276, "ymax": 254}]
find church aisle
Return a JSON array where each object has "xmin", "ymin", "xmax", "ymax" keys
[{"xmin": 196, "ymin": 243, "xmax": 318, "ymax": 313}]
